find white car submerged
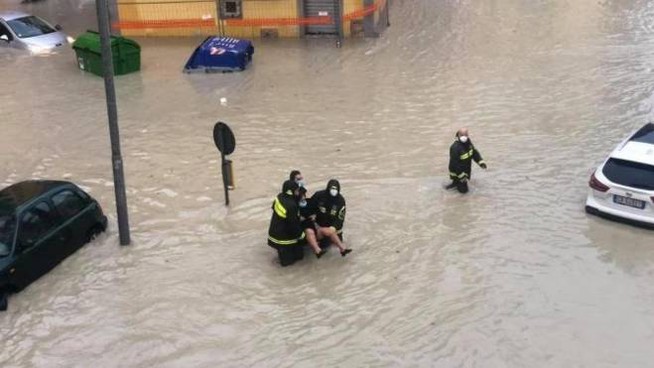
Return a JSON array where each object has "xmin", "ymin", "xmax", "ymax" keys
[
  {"xmin": 0, "ymin": 11, "xmax": 71, "ymax": 53},
  {"xmin": 586, "ymin": 122, "xmax": 654, "ymax": 228}
]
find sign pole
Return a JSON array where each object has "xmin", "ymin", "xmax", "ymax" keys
[
  {"xmin": 213, "ymin": 122, "xmax": 236, "ymax": 206},
  {"xmin": 221, "ymin": 151, "xmax": 230, "ymax": 206}
]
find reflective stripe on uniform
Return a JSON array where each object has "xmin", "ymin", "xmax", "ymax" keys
[
  {"xmin": 478, "ymin": 160, "xmax": 485, "ymax": 165},
  {"xmin": 268, "ymin": 232, "xmax": 305, "ymax": 246},
  {"xmin": 273, "ymin": 198, "xmax": 287, "ymax": 218},
  {"xmin": 460, "ymin": 149, "xmax": 473, "ymax": 160},
  {"xmin": 268, "ymin": 236, "xmax": 297, "ymax": 245},
  {"xmin": 449, "ymin": 171, "xmax": 468, "ymax": 179}
]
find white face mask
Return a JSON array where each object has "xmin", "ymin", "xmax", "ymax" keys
[
  {"xmin": 459, "ymin": 135, "xmax": 469, "ymax": 143},
  {"xmin": 329, "ymin": 189, "xmax": 338, "ymax": 197},
  {"xmin": 296, "ymin": 180, "xmax": 305, "ymax": 187},
  {"xmin": 299, "ymin": 199, "xmax": 307, "ymax": 208}
]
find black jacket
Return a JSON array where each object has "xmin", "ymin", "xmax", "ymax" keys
[
  {"xmin": 268, "ymin": 188, "xmax": 305, "ymax": 248},
  {"xmin": 313, "ymin": 180, "xmax": 346, "ymax": 233},
  {"xmin": 449, "ymin": 139, "xmax": 484, "ymax": 181},
  {"xmin": 299, "ymin": 196, "xmax": 318, "ymax": 229}
]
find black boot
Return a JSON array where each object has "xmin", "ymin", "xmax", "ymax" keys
[{"xmin": 445, "ymin": 181, "xmax": 457, "ymax": 190}]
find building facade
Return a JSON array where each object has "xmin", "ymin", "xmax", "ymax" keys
[{"xmin": 115, "ymin": 0, "xmax": 390, "ymax": 38}]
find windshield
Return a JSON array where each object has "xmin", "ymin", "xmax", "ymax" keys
[
  {"xmin": 7, "ymin": 16, "xmax": 55, "ymax": 39},
  {"xmin": 0, "ymin": 215, "xmax": 15, "ymax": 257},
  {"xmin": 603, "ymin": 158, "xmax": 654, "ymax": 191}
]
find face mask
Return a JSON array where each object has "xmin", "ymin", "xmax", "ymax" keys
[
  {"xmin": 459, "ymin": 135, "xmax": 469, "ymax": 143},
  {"xmin": 329, "ymin": 189, "xmax": 338, "ymax": 197},
  {"xmin": 299, "ymin": 199, "xmax": 307, "ymax": 208},
  {"xmin": 296, "ymin": 180, "xmax": 305, "ymax": 188}
]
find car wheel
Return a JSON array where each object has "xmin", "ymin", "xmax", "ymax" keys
[{"xmin": 85, "ymin": 223, "xmax": 105, "ymax": 243}]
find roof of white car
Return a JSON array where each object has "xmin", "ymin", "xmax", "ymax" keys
[
  {"xmin": 0, "ymin": 11, "xmax": 30, "ymax": 21},
  {"xmin": 612, "ymin": 141, "xmax": 654, "ymax": 163}
]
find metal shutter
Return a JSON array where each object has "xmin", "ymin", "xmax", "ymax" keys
[{"xmin": 304, "ymin": 0, "xmax": 338, "ymax": 35}]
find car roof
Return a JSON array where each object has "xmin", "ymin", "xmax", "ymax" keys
[
  {"xmin": 611, "ymin": 124, "xmax": 654, "ymax": 166},
  {"xmin": 0, "ymin": 11, "xmax": 30, "ymax": 22},
  {"xmin": 0, "ymin": 180, "xmax": 73, "ymax": 215}
]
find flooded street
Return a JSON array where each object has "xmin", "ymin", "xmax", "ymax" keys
[{"xmin": 3, "ymin": 0, "xmax": 654, "ymax": 366}]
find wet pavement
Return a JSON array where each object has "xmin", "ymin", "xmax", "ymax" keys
[{"xmin": 2, "ymin": 0, "xmax": 654, "ymax": 367}]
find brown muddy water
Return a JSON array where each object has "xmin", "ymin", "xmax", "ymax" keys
[{"xmin": 2, "ymin": 0, "xmax": 654, "ymax": 367}]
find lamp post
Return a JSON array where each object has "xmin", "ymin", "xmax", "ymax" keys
[{"xmin": 96, "ymin": 0, "xmax": 131, "ymax": 245}]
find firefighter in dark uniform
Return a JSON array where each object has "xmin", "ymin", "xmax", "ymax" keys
[
  {"xmin": 312, "ymin": 179, "xmax": 352, "ymax": 256},
  {"xmin": 268, "ymin": 180, "xmax": 306, "ymax": 266},
  {"xmin": 446, "ymin": 128, "xmax": 487, "ymax": 193}
]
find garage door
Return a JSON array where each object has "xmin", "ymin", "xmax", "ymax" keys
[{"xmin": 304, "ymin": 0, "xmax": 338, "ymax": 35}]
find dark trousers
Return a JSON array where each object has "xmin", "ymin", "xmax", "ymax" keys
[
  {"xmin": 277, "ymin": 245, "xmax": 304, "ymax": 267},
  {"xmin": 447, "ymin": 178, "xmax": 469, "ymax": 193},
  {"xmin": 455, "ymin": 179, "xmax": 468, "ymax": 193}
]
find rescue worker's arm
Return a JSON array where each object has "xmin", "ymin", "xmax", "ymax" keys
[
  {"xmin": 472, "ymin": 145, "xmax": 487, "ymax": 169},
  {"xmin": 450, "ymin": 144, "xmax": 469, "ymax": 180},
  {"xmin": 331, "ymin": 198, "xmax": 346, "ymax": 232},
  {"xmin": 286, "ymin": 202, "xmax": 303, "ymax": 238}
]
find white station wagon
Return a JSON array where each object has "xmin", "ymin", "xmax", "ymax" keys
[{"xmin": 586, "ymin": 123, "xmax": 654, "ymax": 228}]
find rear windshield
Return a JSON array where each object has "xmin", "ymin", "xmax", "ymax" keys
[
  {"xmin": 7, "ymin": 16, "xmax": 55, "ymax": 39},
  {"xmin": 603, "ymin": 158, "xmax": 654, "ymax": 190},
  {"xmin": 0, "ymin": 215, "xmax": 15, "ymax": 256}
]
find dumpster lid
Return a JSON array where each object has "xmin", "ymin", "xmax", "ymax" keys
[
  {"xmin": 198, "ymin": 36, "xmax": 252, "ymax": 55},
  {"xmin": 72, "ymin": 30, "xmax": 140, "ymax": 53}
]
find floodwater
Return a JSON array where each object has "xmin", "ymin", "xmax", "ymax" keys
[{"xmin": 2, "ymin": 0, "xmax": 654, "ymax": 367}]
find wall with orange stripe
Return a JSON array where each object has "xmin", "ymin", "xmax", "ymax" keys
[
  {"xmin": 116, "ymin": 0, "xmax": 385, "ymax": 38},
  {"xmin": 222, "ymin": 0, "xmax": 301, "ymax": 39}
]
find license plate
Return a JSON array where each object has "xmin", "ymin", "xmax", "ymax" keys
[{"xmin": 613, "ymin": 195, "xmax": 646, "ymax": 209}]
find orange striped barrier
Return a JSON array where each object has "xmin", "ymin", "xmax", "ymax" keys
[{"xmin": 225, "ymin": 16, "xmax": 333, "ymax": 27}]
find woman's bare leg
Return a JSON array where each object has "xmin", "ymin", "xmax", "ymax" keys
[{"xmin": 305, "ymin": 228, "xmax": 321, "ymax": 255}]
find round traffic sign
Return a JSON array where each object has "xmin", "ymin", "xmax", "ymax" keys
[{"xmin": 213, "ymin": 122, "xmax": 235, "ymax": 155}]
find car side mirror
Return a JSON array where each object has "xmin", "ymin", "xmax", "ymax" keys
[
  {"xmin": 0, "ymin": 35, "xmax": 8, "ymax": 42},
  {"xmin": 54, "ymin": 24, "xmax": 62, "ymax": 31}
]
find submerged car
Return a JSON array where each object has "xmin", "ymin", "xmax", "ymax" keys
[
  {"xmin": 586, "ymin": 123, "xmax": 654, "ymax": 228},
  {"xmin": 0, "ymin": 11, "xmax": 71, "ymax": 53},
  {"xmin": 0, "ymin": 181, "xmax": 107, "ymax": 311}
]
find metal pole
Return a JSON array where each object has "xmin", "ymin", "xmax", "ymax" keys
[
  {"xmin": 96, "ymin": 0, "xmax": 131, "ymax": 245},
  {"xmin": 334, "ymin": 0, "xmax": 343, "ymax": 47},
  {"xmin": 221, "ymin": 152, "xmax": 229, "ymax": 206}
]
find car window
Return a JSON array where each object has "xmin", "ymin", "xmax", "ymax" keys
[
  {"xmin": 6, "ymin": 16, "xmax": 55, "ymax": 39},
  {"xmin": 0, "ymin": 22, "xmax": 13, "ymax": 41},
  {"xmin": 0, "ymin": 215, "xmax": 16, "ymax": 256},
  {"xmin": 52, "ymin": 190, "xmax": 88, "ymax": 218},
  {"xmin": 18, "ymin": 202, "xmax": 56, "ymax": 248},
  {"xmin": 603, "ymin": 158, "xmax": 654, "ymax": 190}
]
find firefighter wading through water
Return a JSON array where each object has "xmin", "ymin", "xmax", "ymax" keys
[
  {"xmin": 268, "ymin": 180, "xmax": 306, "ymax": 267},
  {"xmin": 446, "ymin": 128, "xmax": 487, "ymax": 193}
]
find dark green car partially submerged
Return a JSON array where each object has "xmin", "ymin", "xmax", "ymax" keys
[{"xmin": 0, "ymin": 181, "xmax": 107, "ymax": 311}]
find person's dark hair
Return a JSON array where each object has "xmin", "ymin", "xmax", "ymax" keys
[
  {"xmin": 326, "ymin": 179, "xmax": 340, "ymax": 192},
  {"xmin": 282, "ymin": 180, "xmax": 299, "ymax": 194},
  {"xmin": 289, "ymin": 170, "xmax": 301, "ymax": 181}
]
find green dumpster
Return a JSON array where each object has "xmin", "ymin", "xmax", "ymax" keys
[{"xmin": 72, "ymin": 31, "xmax": 140, "ymax": 76}]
